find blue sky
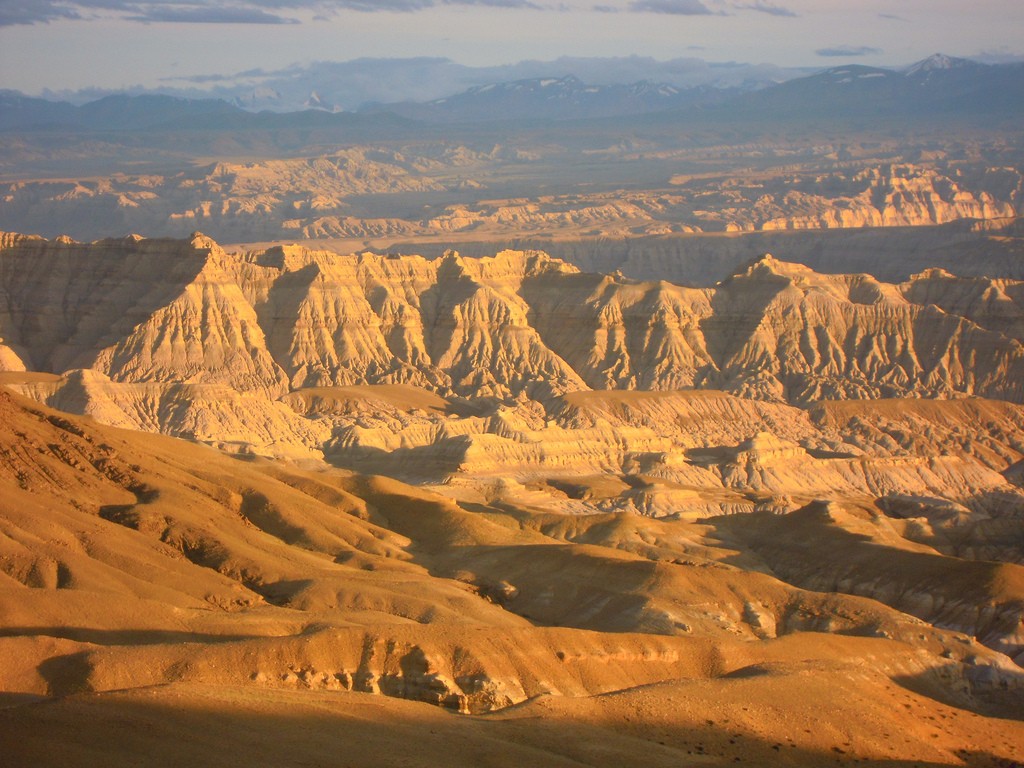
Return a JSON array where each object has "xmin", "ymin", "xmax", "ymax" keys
[{"xmin": 1, "ymin": 0, "xmax": 1021, "ymax": 93}]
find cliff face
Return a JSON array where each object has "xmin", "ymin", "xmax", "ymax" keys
[
  {"xmin": 503, "ymin": 217, "xmax": 1024, "ymax": 288},
  {"xmin": 0, "ymin": 233, "xmax": 288, "ymax": 397},
  {"xmin": 0, "ymin": 149, "xmax": 451, "ymax": 242},
  {"xmin": 755, "ymin": 165, "xmax": 1019, "ymax": 231},
  {"xmin": 423, "ymin": 164, "xmax": 1023, "ymax": 238},
  {"xmin": 3, "ymin": 233, "xmax": 1023, "ymax": 409},
  {"xmin": 701, "ymin": 257, "xmax": 1024, "ymax": 404},
  {"xmin": 901, "ymin": 268, "xmax": 1024, "ymax": 342},
  {"xmin": 4, "ymin": 234, "xmax": 1024, "ymax": 677}
]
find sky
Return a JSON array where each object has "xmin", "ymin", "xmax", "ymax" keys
[{"xmin": 1, "ymin": 0, "xmax": 1022, "ymax": 94}]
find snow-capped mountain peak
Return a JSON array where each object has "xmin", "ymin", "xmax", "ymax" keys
[{"xmin": 904, "ymin": 53, "xmax": 976, "ymax": 77}]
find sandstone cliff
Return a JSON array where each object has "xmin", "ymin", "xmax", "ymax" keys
[
  {"xmin": 2, "ymin": 232, "xmax": 1023, "ymax": 442},
  {"xmin": 2, "ymin": 232, "xmax": 1024, "ymax": 475}
]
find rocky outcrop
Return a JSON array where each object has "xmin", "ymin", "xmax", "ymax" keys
[
  {"xmin": 756, "ymin": 165, "xmax": 1018, "ymax": 231},
  {"xmin": 8, "ymin": 234, "xmax": 1024, "ymax": 409},
  {"xmin": 3, "ymin": 232, "xmax": 1024, "ymax": 461},
  {"xmin": 810, "ymin": 397, "xmax": 1024, "ymax": 470},
  {"xmin": 501, "ymin": 216, "xmax": 1024, "ymax": 287},
  {"xmin": 521, "ymin": 272, "xmax": 715, "ymax": 391},
  {"xmin": 699, "ymin": 256, "xmax": 1024, "ymax": 404},
  {"xmin": 717, "ymin": 500, "xmax": 1024, "ymax": 662},
  {"xmin": 901, "ymin": 268, "xmax": 1024, "ymax": 342},
  {"xmin": 3, "ymin": 158, "xmax": 1019, "ymax": 247},
  {"xmin": 12, "ymin": 368, "xmax": 328, "ymax": 460},
  {"xmin": 0, "ymin": 149, "xmax": 452, "ymax": 242},
  {"xmin": 710, "ymin": 431, "xmax": 1013, "ymax": 503},
  {"xmin": 0, "ymin": 232, "xmax": 288, "ymax": 397}
]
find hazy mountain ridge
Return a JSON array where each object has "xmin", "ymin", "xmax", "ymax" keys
[
  {"xmin": 361, "ymin": 53, "xmax": 1024, "ymax": 124},
  {"xmin": 32, "ymin": 55, "xmax": 807, "ymax": 113},
  {"xmin": 0, "ymin": 91, "xmax": 245, "ymax": 133},
  {"xmin": 718, "ymin": 55, "xmax": 1024, "ymax": 120},
  {"xmin": 3, "ymin": 54, "xmax": 1020, "ymax": 136},
  {"xmin": 358, "ymin": 75, "xmax": 739, "ymax": 123}
]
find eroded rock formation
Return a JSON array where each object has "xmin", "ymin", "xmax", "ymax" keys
[{"xmin": 3, "ymin": 232, "xmax": 1022, "ymax": 414}]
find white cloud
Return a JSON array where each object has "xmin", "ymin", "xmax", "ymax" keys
[
  {"xmin": 815, "ymin": 45, "xmax": 882, "ymax": 57},
  {"xmin": 0, "ymin": 0, "xmax": 546, "ymax": 27},
  {"xmin": 628, "ymin": 0, "xmax": 716, "ymax": 16}
]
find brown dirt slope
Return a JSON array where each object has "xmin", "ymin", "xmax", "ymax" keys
[{"xmin": 1, "ymin": 388, "xmax": 1024, "ymax": 765}]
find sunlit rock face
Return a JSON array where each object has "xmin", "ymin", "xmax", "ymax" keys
[
  {"xmin": 2, "ymin": 226, "xmax": 1024, "ymax": 761},
  {"xmin": 3, "ymin": 233, "xmax": 1022, "ymax": 410}
]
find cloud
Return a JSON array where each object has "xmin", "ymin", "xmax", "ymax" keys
[
  {"xmin": 0, "ymin": 0, "xmax": 82, "ymax": 25},
  {"xmin": 450, "ymin": 0, "xmax": 543, "ymax": 7},
  {"xmin": 877, "ymin": 13, "xmax": 906, "ymax": 22},
  {"xmin": 0, "ymin": 0, "xmax": 302, "ymax": 26},
  {"xmin": 972, "ymin": 49, "xmax": 1024, "ymax": 65},
  {"xmin": 314, "ymin": 0, "xmax": 545, "ymax": 10},
  {"xmin": 0, "ymin": 0, "xmax": 545, "ymax": 27},
  {"xmin": 290, "ymin": 0, "xmax": 431, "ymax": 9},
  {"xmin": 815, "ymin": 45, "xmax": 882, "ymax": 58},
  {"xmin": 734, "ymin": 1, "xmax": 795, "ymax": 17},
  {"xmin": 628, "ymin": 0, "xmax": 715, "ymax": 15},
  {"xmin": 127, "ymin": 6, "xmax": 301, "ymax": 24}
]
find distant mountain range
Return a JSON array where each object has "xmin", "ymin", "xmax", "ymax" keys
[
  {"xmin": 2, "ymin": 55, "xmax": 1021, "ymax": 136},
  {"xmin": 716, "ymin": 54, "xmax": 1024, "ymax": 121},
  {"xmin": 37, "ymin": 55, "xmax": 806, "ymax": 113},
  {"xmin": 0, "ymin": 93, "xmax": 241, "ymax": 132},
  {"xmin": 358, "ymin": 76, "xmax": 739, "ymax": 123},
  {"xmin": 0, "ymin": 91, "xmax": 413, "ymax": 135}
]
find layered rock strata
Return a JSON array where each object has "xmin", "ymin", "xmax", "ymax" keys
[{"xmin": 3, "ymin": 233, "xmax": 1022, "ymax": 411}]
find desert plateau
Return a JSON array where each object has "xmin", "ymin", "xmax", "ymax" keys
[{"xmin": 2, "ymin": 4, "xmax": 1024, "ymax": 766}]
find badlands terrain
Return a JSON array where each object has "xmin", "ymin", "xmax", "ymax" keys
[
  {"xmin": 3, "ymin": 150, "xmax": 1021, "ymax": 246},
  {"xmin": 2, "ymin": 54, "xmax": 1024, "ymax": 765},
  {"xmin": 1, "ymin": 230, "xmax": 1023, "ymax": 766},
  {"xmin": 4, "ymin": 56, "xmax": 1023, "ymax": 267},
  {"xmin": 3, "ymin": 104, "xmax": 1021, "ymax": 296}
]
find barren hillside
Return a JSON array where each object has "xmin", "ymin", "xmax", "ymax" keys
[
  {"xmin": 2, "ymin": 231, "xmax": 1023, "ymax": 766},
  {"xmin": 1, "ymin": 387, "xmax": 1022, "ymax": 766}
]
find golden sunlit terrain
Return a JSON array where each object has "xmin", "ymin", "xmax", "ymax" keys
[{"xmin": 1, "ymin": 227, "xmax": 1023, "ymax": 766}]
